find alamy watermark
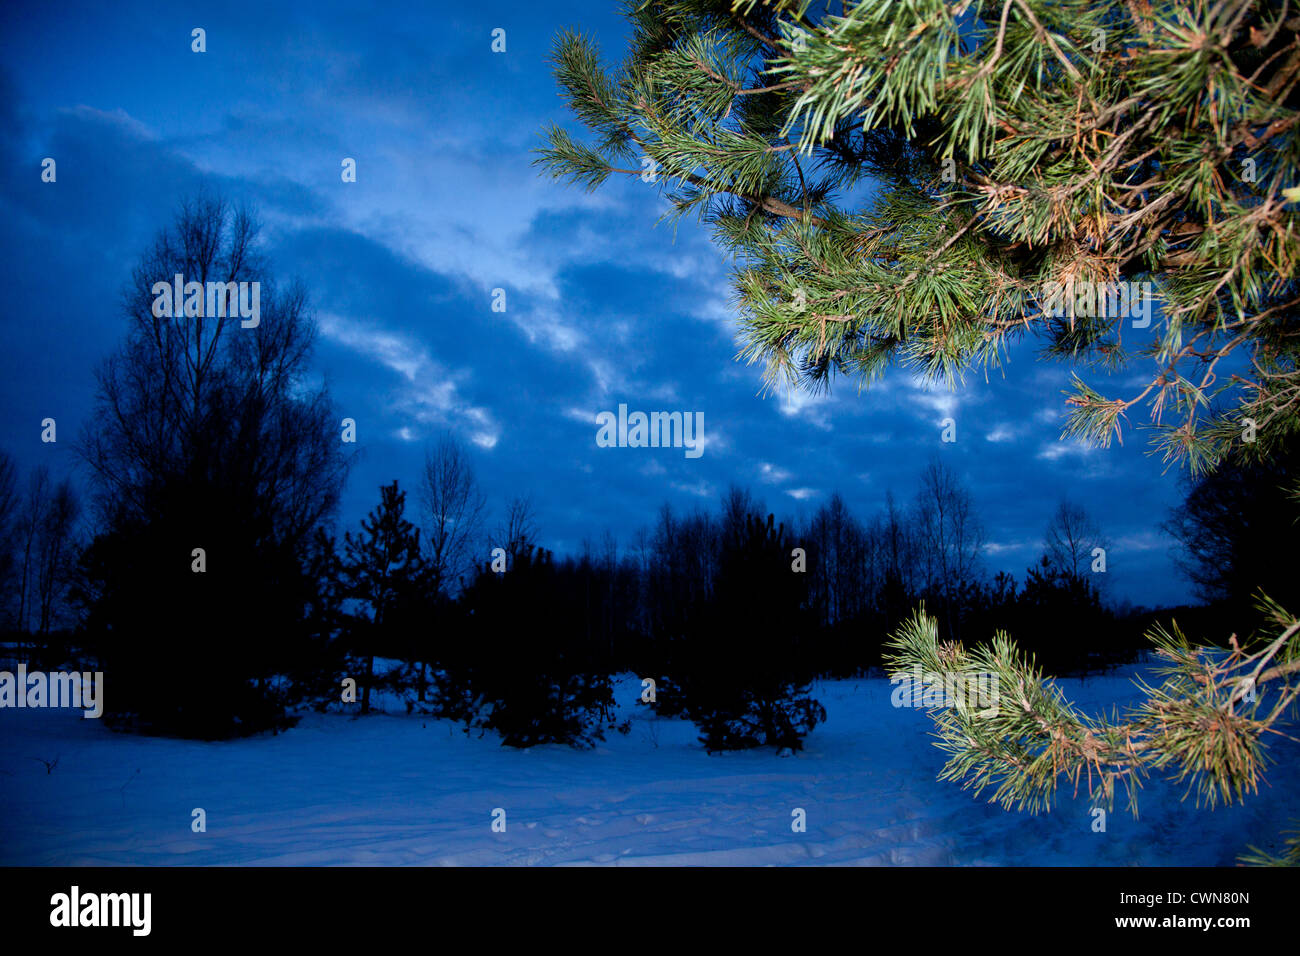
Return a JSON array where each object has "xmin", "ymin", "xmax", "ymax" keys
[
  {"xmin": 151, "ymin": 274, "xmax": 260, "ymax": 328},
  {"xmin": 596, "ymin": 403, "xmax": 704, "ymax": 459},
  {"xmin": 50, "ymin": 886, "xmax": 151, "ymax": 936},
  {"xmin": 890, "ymin": 665, "xmax": 999, "ymax": 717},
  {"xmin": 0, "ymin": 665, "xmax": 103, "ymax": 718},
  {"xmin": 1041, "ymin": 279, "xmax": 1154, "ymax": 328}
]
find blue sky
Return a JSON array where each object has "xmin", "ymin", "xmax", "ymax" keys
[{"xmin": 0, "ymin": 0, "xmax": 1195, "ymax": 607}]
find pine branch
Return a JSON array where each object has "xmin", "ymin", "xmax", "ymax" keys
[{"xmin": 882, "ymin": 598, "xmax": 1300, "ymax": 820}]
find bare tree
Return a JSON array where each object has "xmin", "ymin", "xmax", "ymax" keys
[
  {"xmin": 498, "ymin": 495, "xmax": 538, "ymax": 563},
  {"xmin": 35, "ymin": 479, "xmax": 82, "ymax": 637},
  {"xmin": 1044, "ymin": 499, "xmax": 1106, "ymax": 581},
  {"xmin": 805, "ymin": 492, "xmax": 869, "ymax": 628},
  {"xmin": 0, "ymin": 452, "xmax": 17, "ymax": 531},
  {"xmin": 912, "ymin": 459, "xmax": 984, "ymax": 635},
  {"xmin": 719, "ymin": 484, "xmax": 761, "ymax": 542},
  {"xmin": 879, "ymin": 490, "xmax": 917, "ymax": 595},
  {"xmin": 79, "ymin": 194, "xmax": 347, "ymax": 547},
  {"xmin": 0, "ymin": 451, "xmax": 19, "ymax": 627},
  {"xmin": 71, "ymin": 194, "xmax": 350, "ymax": 733},
  {"xmin": 16, "ymin": 466, "xmax": 51, "ymax": 636},
  {"xmin": 418, "ymin": 433, "xmax": 486, "ymax": 596}
]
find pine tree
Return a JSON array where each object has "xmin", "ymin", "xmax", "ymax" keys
[
  {"xmin": 456, "ymin": 543, "xmax": 618, "ymax": 748},
  {"xmin": 681, "ymin": 510, "xmax": 826, "ymax": 752},
  {"xmin": 339, "ymin": 480, "xmax": 426, "ymax": 714},
  {"xmin": 285, "ymin": 527, "xmax": 350, "ymax": 713},
  {"xmin": 537, "ymin": 0, "xmax": 1300, "ymax": 471},
  {"xmin": 539, "ymin": 0, "xmax": 1300, "ymax": 857}
]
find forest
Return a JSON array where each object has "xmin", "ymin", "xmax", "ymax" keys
[{"xmin": 1, "ymin": 197, "xmax": 1291, "ymax": 750}]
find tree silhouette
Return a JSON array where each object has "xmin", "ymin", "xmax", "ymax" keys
[
  {"xmin": 74, "ymin": 195, "xmax": 349, "ymax": 737},
  {"xmin": 455, "ymin": 543, "xmax": 617, "ymax": 748},
  {"xmin": 339, "ymin": 480, "xmax": 426, "ymax": 715},
  {"xmin": 1044, "ymin": 500, "xmax": 1107, "ymax": 584},
  {"xmin": 678, "ymin": 509, "xmax": 825, "ymax": 752},
  {"xmin": 1165, "ymin": 440, "xmax": 1300, "ymax": 633}
]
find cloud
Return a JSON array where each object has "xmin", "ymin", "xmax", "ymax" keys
[
  {"xmin": 774, "ymin": 385, "xmax": 835, "ymax": 430},
  {"xmin": 983, "ymin": 540, "xmax": 1032, "ymax": 556},
  {"xmin": 1036, "ymin": 439, "xmax": 1097, "ymax": 461},
  {"xmin": 318, "ymin": 311, "xmax": 500, "ymax": 450},
  {"xmin": 0, "ymin": 3, "xmax": 1197, "ymax": 610},
  {"xmin": 1110, "ymin": 530, "xmax": 1167, "ymax": 552},
  {"xmin": 909, "ymin": 387, "xmax": 960, "ymax": 421},
  {"xmin": 985, "ymin": 423, "xmax": 1021, "ymax": 443},
  {"xmin": 671, "ymin": 478, "xmax": 713, "ymax": 498}
]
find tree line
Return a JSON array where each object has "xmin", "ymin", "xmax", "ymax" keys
[
  {"xmin": 0, "ymin": 196, "xmax": 1287, "ymax": 751},
  {"xmin": 531, "ymin": 0, "xmax": 1300, "ymax": 860}
]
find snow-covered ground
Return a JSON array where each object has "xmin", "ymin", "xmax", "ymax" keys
[{"xmin": 2, "ymin": 664, "xmax": 1297, "ymax": 865}]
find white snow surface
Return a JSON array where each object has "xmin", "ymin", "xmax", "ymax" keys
[{"xmin": 2, "ymin": 663, "xmax": 1298, "ymax": 866}]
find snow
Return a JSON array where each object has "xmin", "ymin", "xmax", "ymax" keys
[{"xmin": 2, "ymin": 663, "xmax": 1297, "ymax": 865}]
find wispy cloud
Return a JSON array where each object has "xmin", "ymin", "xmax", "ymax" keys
[{"xmin": 318, "ymin": 311, "xmax": 499, "ymax": 449}]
